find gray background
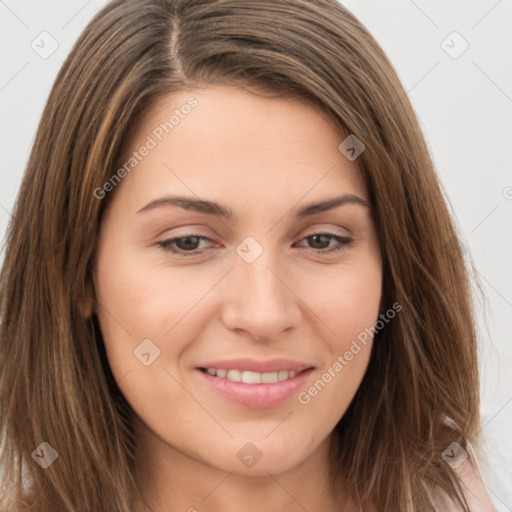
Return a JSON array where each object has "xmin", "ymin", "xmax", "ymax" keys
[{"xmin": 0, "ymin": 0, "xmax": 510, "ymax": 508}]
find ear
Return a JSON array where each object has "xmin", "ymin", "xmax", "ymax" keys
[{"xmin": 78, "ymin": 279, "xmax": 96, "ymax": 318}]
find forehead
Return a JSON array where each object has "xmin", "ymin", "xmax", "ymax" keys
[{"xmin": 112, "ymin": 85, "xmax": 368, "ymax": 210}]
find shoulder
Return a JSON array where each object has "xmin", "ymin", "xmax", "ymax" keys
[{"xmin": 434, "ymin": 440, "xmax": 496, "ymax": 512}]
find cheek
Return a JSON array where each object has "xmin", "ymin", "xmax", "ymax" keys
[
  {"xmin": 92, "ymin": 246, "xmax": 202, "ymax": 425},
  {"xmin": 294, "ymin": 257, "xmax": 381, "ymax": 410},
  {"xmin": 333, "ymin": 272, "xmax": 381, "ymax": 341},
  {"xmin": 93, "ymin": 239, "xmax": 215, "ymax": 377},
  {"xmin": 303, "ymin": 259, "xmax": 382, "ymax": 351}
]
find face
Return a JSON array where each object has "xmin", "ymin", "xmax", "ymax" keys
[{"xmin": 91, "ymin": 85, "xmax": 382, "ymax": 477}]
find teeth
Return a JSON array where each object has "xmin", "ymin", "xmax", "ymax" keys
[
  {"xmin": 278, "ymin": 370, "xmax": 289, "ymax": 381},
  {"xmin": 262, "ymin": 372, "xmax": 278, "ymax": 383},
  {"xmin": 204, "ymin": 368, "xmax": 301, "ymax": 384},
  {"xmin": 242, "ymin": 371, "xmax": 261, "ymax": 384},
  {"xmin": 226, "ymin": 369, "xmax": 242, "ymax": 382}
]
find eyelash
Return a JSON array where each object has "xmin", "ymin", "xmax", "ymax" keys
[{"xmin": 157, "ymin": 232, "xmax": 353, "ymax": 257}]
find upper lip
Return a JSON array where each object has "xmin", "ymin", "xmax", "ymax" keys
[{"xmin": 196, "ymin": 358, "xmax": 314, "ymax": 373}]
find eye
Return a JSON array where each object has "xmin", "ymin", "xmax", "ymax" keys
[
  {"xmin": 157, "ymin": 235, "xmax": 210, "ymax": 256},
  {"xmin": 295, "ymin": 232, "xmax": 353, "ymax": 254},
  {"xmin": 157, "ymin": 232, "xmax": 353, "ymax": 256}
]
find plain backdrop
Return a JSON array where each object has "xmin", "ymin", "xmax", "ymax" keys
[{"xmin": 0, "ymin": 0, "xmax": 510, "ymax": 509}]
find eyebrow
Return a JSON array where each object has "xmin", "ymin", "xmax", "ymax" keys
[{"xmin": 136, "ymin": 193, "xmax": 370, "ymax": 218}]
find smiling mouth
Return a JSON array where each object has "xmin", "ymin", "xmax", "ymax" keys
[{"xmin": 197, "ymin": 367, "xmax": 312, "ymax": 384}]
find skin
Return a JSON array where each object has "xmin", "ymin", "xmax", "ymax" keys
[{"xmin": 88, "ymin": 84, "xmax": 382, "ymax": 512}]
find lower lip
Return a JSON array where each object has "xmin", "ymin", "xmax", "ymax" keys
[{"xmin": 196, "ymin": 368, "xmax": 314, "ymax": 409}]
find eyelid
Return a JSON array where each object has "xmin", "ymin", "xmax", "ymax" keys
[
  {"xmin": 299, "ymin": 225, "xmax": 351, "ymax": 238},
  {"xmin": 156, "ymin": 223, "xmax": 350, "ymax": 245}
]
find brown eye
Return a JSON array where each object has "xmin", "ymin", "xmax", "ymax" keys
[
  {"xmin": 157, "ymin": 235, "xmax": 211, "ymax": 255},
  {"xmin": 156, "ymin": 232, "xmax": 352, "ymax": 257},
  {"xmin": 297, "ymin": 232, "xmax": 353, "ymax": 254}
]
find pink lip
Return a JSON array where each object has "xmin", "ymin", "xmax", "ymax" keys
[
  {"xmin": 196, "ymin": 367, "xmax": 314, "ymax": 409},
  {"xmin": 196, "ymin": 358, "xmax": 313, "ymax": 373}
]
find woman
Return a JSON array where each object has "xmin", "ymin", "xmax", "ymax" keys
[{"xmin": 0, "ymin": 0, "xmax": 496, "ymax": 510}]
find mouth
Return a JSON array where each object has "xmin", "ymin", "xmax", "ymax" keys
[
  {"xmin": 195, "ymin": 365, "xmax": 315, "ymax": 409},
  {"xmin": 197, "ymin": 367, "xmax": 310, "ymax": 384}
]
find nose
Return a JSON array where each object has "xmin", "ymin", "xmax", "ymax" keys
[{"xmin": 220, "ymin": 247, "xmax": 302, "ymax": 342}]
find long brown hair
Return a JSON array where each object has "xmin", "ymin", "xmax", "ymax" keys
[{"xmin": 0, "ymin": 0, "xmax": 482, "ymax": 510}]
